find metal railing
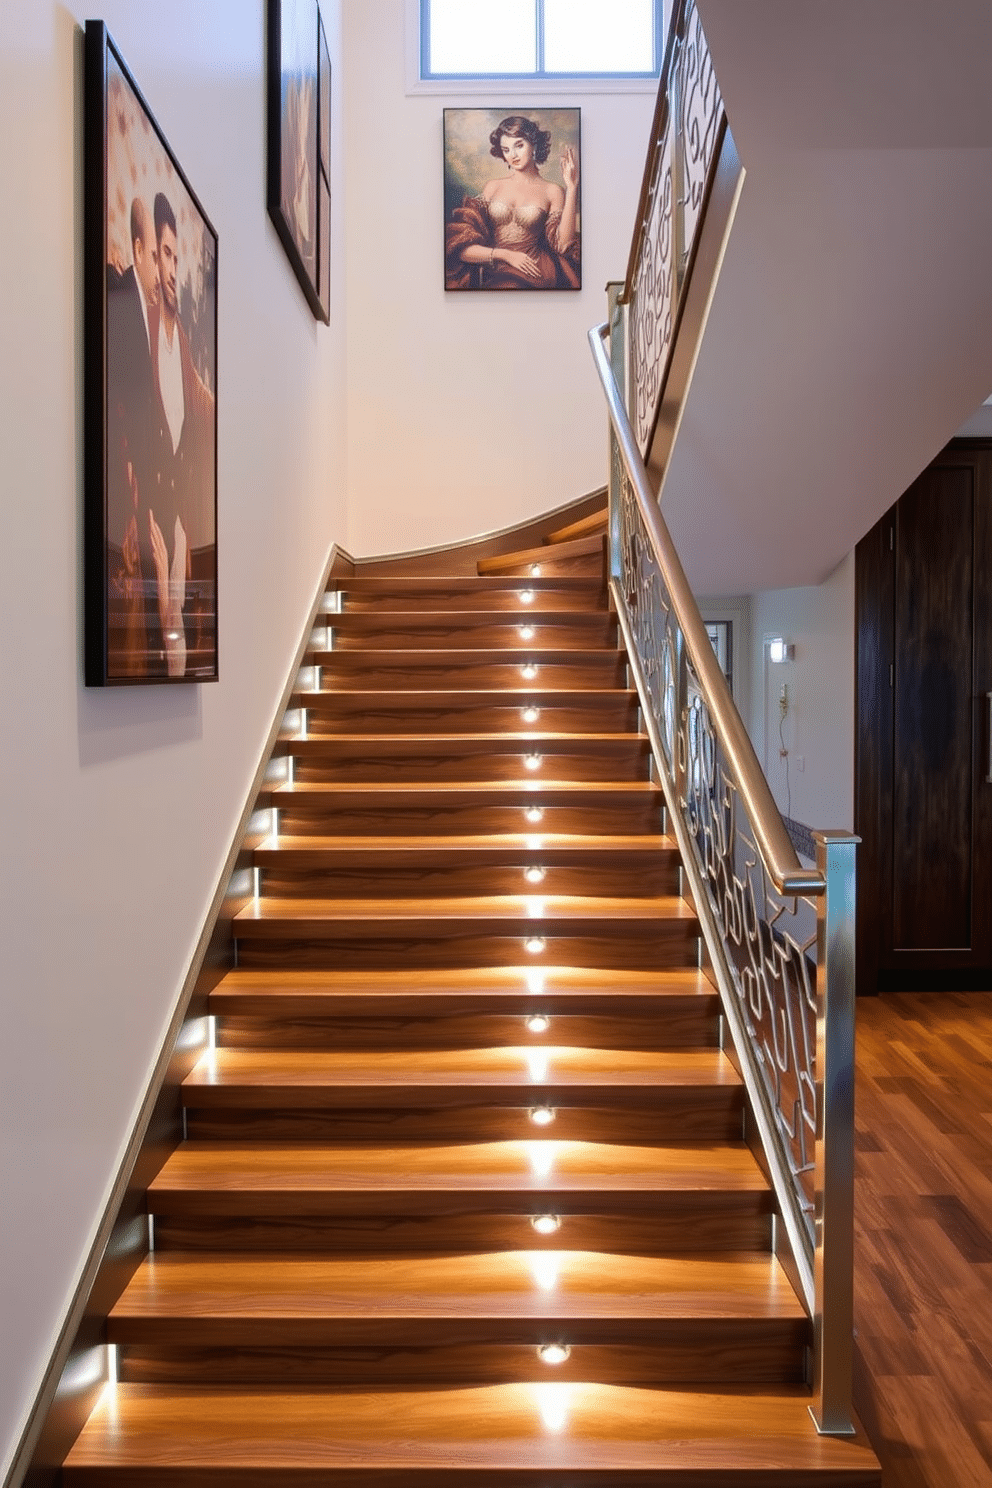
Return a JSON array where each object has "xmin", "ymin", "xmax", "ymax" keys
[{"xmin": 590, "ymin": 0, "xmax": 858, "ymax": 1438}]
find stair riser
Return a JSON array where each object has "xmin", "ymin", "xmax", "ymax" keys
[
  {"xmin": 114, "ymin": 1332, "xmax": 807, "ymax": 1386},
  {"xmin": 287, "ymin": 752, "xmax": 649, "ymax": 784},
  {"xmin": 269, "ymin": 805, "xmax": 664, "ymax": 836},
  {"xmin": 311, "ymin": 661, "xmax": 628, "ymax": 690},
  {"xmin": 326, "ymin": 622, "xmax": 617, "ymax": 650},
  {"xmin": 255, "ymin": 862, "xmax": 678, "ymax": 899},
  {"xmin": 232, "ymin": 934, "xmax": 698, "ymax": 972},
  {"xmin": 482, "ymin": 554, "xmax": 603, "ymax": 578},
  {"xmin": 150, "ymin": 1206, "xmax": 774, "ymax": 1255},
  {"xmin": 183, "ymin": 1101, "xmax": 743, "ymax": 1143},
  {"xmin": 215, "ymin": 1010, "xmax": 719, "ymax": 1051}
]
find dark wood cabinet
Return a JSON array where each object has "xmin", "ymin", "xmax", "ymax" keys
[{"xmin": 855, "ymin": 439, "xmax": 992, "ymax": 991}]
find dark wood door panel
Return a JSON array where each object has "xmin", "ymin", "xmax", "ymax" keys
[{"xmin": 891, "ymin": 464, "xmax": 974, "ymax": 952}]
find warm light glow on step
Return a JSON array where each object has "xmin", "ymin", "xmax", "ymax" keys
[
  {"xmin": 524, "ymin": 866, "xmax": 546, "ymax": 885},
  {"xmin": 536, "ymin": 1382, "xmax": 571, "ymax": 1431},
  {"xmin": 521, "ymin": 663, "xmax": 539, "ymax": 680},
  {"xmin": 527, "ymin": 1050, "xmax": 550, "ymax": 1082},
  {"xmin": 525, "ymin": 935, "xmax": 547, "ymax": 955},
  {"xmin": 531, "ymin": 1213, "xmax": 561, "ymax": 1235},
  {"xmin": 538, "ymin": 1342, "xmax": 570, "ymax": 1365},
  {"xmin": 530, "ymin": 1105, "xmax": 555, "ymax": 1126},
  {"xmin": 529, "ymin": 1254, "xmax": 560, "ymax": 1291},
  {"xmin": 519, "ymin": 625, "xmax": 536, "ymax": 640},
  {"xmin": 530, "ymin": 564, "xmax": 542, "ymax": 576},
  {"xmin": 523, "ymin": 754, "xmax": 542, "ymax": 771},
  {"xmin": 107, "ymin": 1343, "xmax": 118, "ymax": 1386},
  {"xmin": 525, "ymin": 807, "xmax": 545, "ymax": 824},
  {"xmin": 526, "ymin": 969, "xmax": 546, "ymax": 994},
  {"xmin": 519, "ymin": 589, "xmax": 535, "ymax": 605},
  {"xmin": 522, "ymin": 706, "xmax": 540, "ymax": 724},
  {"xmin": 529, "ymin": 1142, "xmax": 556, "ymax": 1175},
  {"xmin": 526, "ymin": 1013, "xmax": 550, "ymax": 1033}
]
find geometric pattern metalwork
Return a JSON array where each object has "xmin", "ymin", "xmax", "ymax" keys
[
  {"xmin": 628, "ymin": 0, "xmax": 723, "ymax": 457},
  {"xmin": 614, "ymin": 456, "xmax": 818, "ymax": 1243}
]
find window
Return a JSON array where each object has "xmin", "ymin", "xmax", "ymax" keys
[{"xmin": 421, "ymin": 0, "xmax": 663, "ymax": 81}]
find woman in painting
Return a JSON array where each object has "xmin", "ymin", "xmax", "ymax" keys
[{"xmin": 445, "ymin": 114, "xmax": 580, "ymax": 290}]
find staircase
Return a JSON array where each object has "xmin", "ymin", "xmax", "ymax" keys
[{"xmin": 63, "ymin": 544, "xmax": 879, "ymax": 1483}]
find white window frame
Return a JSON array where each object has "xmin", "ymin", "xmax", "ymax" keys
[{"xmin": 406, "ymin": 0, "xmax": 665, "ymax": 96}]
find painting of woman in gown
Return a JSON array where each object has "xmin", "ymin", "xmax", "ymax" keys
[{"xmin": 444, "ymin": 109, "xmax": 581, "ymax": 291}]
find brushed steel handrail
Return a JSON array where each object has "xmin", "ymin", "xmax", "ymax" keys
[{"xmin": 589, "ymin": 320, "xmax": 824, "ymax": 897}]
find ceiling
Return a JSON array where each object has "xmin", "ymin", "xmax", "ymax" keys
[{"xmin": 660, "ymin": 0, "xmax": 992, "ymax": 594}]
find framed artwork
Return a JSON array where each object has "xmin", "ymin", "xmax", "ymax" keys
[
  {"xmin": 84, "ymin": 21, "xmax": 218, "ymax": 686},
  {"xmin": 268, "ymin": 0, "xmax": 331, "ymax": 322},
  {"xmin": 443, "ymin": 108, "xmax": 581, "ymax": 292}
]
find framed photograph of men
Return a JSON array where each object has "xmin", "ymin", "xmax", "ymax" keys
[
  {"xmin": 84, "ymin": 22, "xmax": 218, "ymax": 686},
  {"xmin": 267, "ymin": 0, "xmax": 332, "ymax": 322},
  {"xmin": 443, "ymin": 108, "xmax": 581, "ymax": 292}
]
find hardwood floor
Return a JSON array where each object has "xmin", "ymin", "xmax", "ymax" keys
[{"xmin": 854, "ymin": 990, "xmax": 992, "ymax": 1486}]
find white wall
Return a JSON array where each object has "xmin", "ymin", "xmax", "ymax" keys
[
  {"xmin": 748, "ymin": 554, "xmax": 856, "ymax": 835},
  {"xmin": 0, "ymin": 3, "xmax": 346, "ymax": 1474},
  {"xmin": 342, "ymin": 0, "xmax": 656, "ymax": 557}
]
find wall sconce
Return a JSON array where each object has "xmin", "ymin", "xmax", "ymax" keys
[{"xmin": 768, "ymin": 638, "xmax": 794, "ymax": 663}]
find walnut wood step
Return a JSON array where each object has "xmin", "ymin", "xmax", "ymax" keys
[
  {"xmin": 326, "ymin": 612, "xmax": 618, "ymax": 650},
  {"xmin": 310, "ymin": 652, "xmax": 628, "ymax": 691},
  {"xmin": 477, "ymin": 533, "xmax": 605, "ymax": 577},
  {"xmin": 280, "ymin": 735, "xmax": 651, "ymax": 785},
  {"xmin": 231, "ymin": 893, "xmax": 699, "ymax": 973},
  {"xmin": 289, "ymin": 691, "xmax": 641, "ymax": 735},
  {"xmin": 253, "ymin": 836, "xmax": 678, "ymax": 899},
  {"xmin": 108, "ymin": 1250, "xmax": 807, "ymax": 1386},
  {"xmin": 545, "ymin": 506, "xmax": 609, "ymax": 544},
  {"xmin": 209, "ymin": 966, "xmax": 720, "ymax": 1051},
  {"xmin": 64, "ymin": 1381, "xmax": 882, "ymax": 1484},
  {"xmin": 148, "ymin": 1139, "xmax": 771, "ymax": 1220},
  {"xmin": 259, "ymin": 784, "xmax": 664, "ymax": 839},
  {"xmin": 180, "ymin": 1046, "xmax": 740, "ymax": 1142},
  {"xmin": 336, "ymin": 575, "xmax": 604, "ymax": 612}
]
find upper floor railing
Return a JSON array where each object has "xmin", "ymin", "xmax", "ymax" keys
[{"xmin": 590, "ymin": 0, "xmax": 858, "ymax": 1438}]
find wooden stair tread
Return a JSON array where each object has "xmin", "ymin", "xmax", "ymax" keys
[
  {"xmin": 545, "ymin": 507, "xmax": 609, "ymax": 544},
  {"xmin": 211, "ymin": 966, "xmax": 712, "ymax": 992},
  {"xmin": 254, "ymin": 834, "xmax": 675, "ymax": 857},
  {"xmin": 183, "ymin": 1047, "xmax": 739, "ymax": 1092},
  {"xmin": 233, "ymin": 894, "xmax": 697, "ymax": 927},
  {"xmin": 65, "ymin": 1382, "xmax": 880, "ymax": 1478},
  {"xmin": 477, "ymin": 534, "xmax": 604, "ymax": 574},
  {"xmin": 265, "ymin": 780, "xmax": 660, "ymax": 797},
  {"xmin": 296, "ymin": 688, "xmax": 637, "ymax": 703},
  {"xmin": 282, "ymin": 735, "xmax": 648, "ymax": 752},
  {"xmin": 149, "ymin": 1140, "xmax": 769, "ymax": 1197},
  {"xmin": 110, "ymin": 1251, "xmax": 805, "ymax": 1324}
]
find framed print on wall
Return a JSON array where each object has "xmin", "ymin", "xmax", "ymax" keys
[
  {"xmin": 84, "ymin": 21, "xmax": 218, "ymax": 686},
  {"xmin": 268, "ymin": 0, "xmax": 332, "ymax": 322},
  {"xmin": 443, "ymin": 108, "xmax": 581, "ymax": 291}
]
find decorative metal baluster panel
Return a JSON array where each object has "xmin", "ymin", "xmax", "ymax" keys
[
  {"xmin": 626, "ymin": 0, "xmax": 725, "ymax": 458},
  {"xmin": 678, "ymin": 0, "xmax": 723, "ymax": 260},
  {"xmin": 629, "ymin": 121, "xmax": 675, "ymax": 454},
  {"xmin": 613, "ymin": 453, "xmax": 817, "ymax": 1241}
]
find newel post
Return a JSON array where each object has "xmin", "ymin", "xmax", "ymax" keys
[{"xmin": 809, "ymin": 829, "xmax": 859, "ymax": 1436}]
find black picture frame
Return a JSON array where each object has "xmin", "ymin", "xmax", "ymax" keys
[
  {"xmin": 443, "ymin": 107, "xmax": 581, "ymax": 292},
  {"xmin": 268, "ymin": 0, "xmax": 331, "ymax": 322},
  {"xmin": 84, "ymin": 21, "xmax": 219, "ymax": 686}
]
